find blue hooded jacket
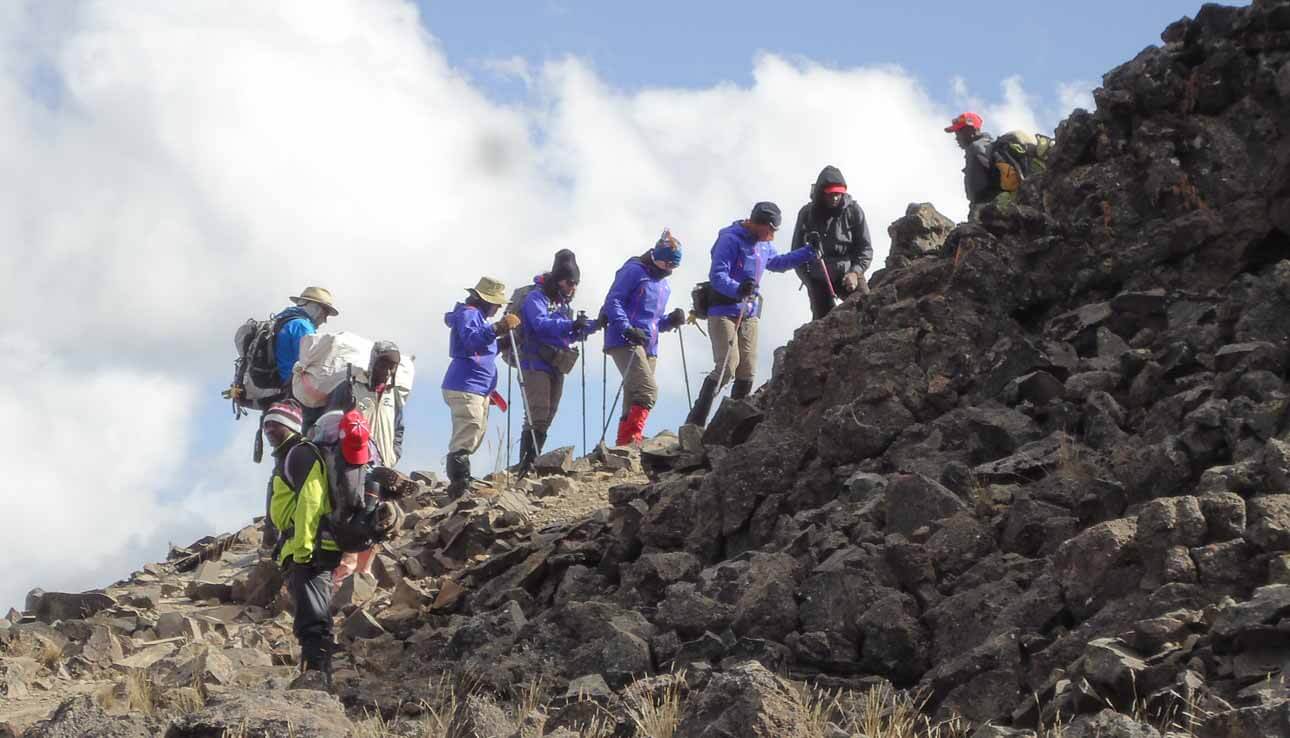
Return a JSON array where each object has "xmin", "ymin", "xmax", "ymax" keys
[
  {"xmin": 519, "ymin": 276, "xmax": 575, "ymax": 375},
  {"xmin": 441, "ymin": 302, "xmax": 500, "ymax": 396},
  {"xmin": 601, "ymin": 255, "xmax": 675, "ymax": 357},
  {"xmin": 708, "ymin": 221, "xmax": 815, "ymax": 319},
  {"xmin": 274, "ymin": 306, "xmax": 316, "ymax": 384}
]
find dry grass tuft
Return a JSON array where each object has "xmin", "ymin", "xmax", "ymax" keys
[
  {"xmin": 1054, "ymin": 432, "xmax": 1094, "ymax": 482},
  {"xmin": 124, "ymin": 668, "xmax": 160, "ymax": 717},
  {"xmin": 626, "ymin": 673, "xmax": 686, "ymax": 738},
  {"xmin": 36, "ymin": 637, "xmax": 63, "ymax": 668}
]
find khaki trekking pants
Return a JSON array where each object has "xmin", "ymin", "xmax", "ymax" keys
[
  {"xmin": 443, "ymin": 389, "xmax": 490, "ymax": 454},
  {"xmin": 706, "ymin": 316, "xmax": 759, "ymax": 389},
  {"xmin": 522, "ymin": 369, "xmax": 565, "ymax": 433},
  {"xmin": 607, "ymin": 346, "xmax": 658, "ymax": 416}
]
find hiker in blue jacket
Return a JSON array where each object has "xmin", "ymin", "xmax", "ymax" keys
[
  {"xmin": 601, "ymin": 231, "xmax": 687, "ymax": 446},
  {"xmin": 275, "ymin": 287, "xmax": 339, "ymax": 385},
  {"xmin": 686, "ymin": 202, "xmax": 820, "ymax": 427},
  {"xmin": 515, "ymin": 250, "xmax": 598, "ymax": 474},
  {"xmin": 442, "ymin": 276, "xmax": 520, "ymax": 497}
]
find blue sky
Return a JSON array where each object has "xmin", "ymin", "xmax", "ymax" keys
[
  {"xmin": 417, "ymin": 0, "xmax": 1206, "ymax": 101},
  {"xmin": 1, "ymin": 0, "xmax": 1240, "ymax": 611}
]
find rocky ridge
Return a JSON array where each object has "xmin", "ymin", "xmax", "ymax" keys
[{"xmin": 11, "ymin": 2, "xmax": 1290, "ymax": 736}]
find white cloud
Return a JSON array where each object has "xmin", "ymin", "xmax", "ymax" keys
[
  {"xmin": 481, "ymin": 55, "xmax": 532, "ymax": 86},
  {"xmin": 0, "ymin": 0, "xmax": 1058, "ymax": 609},
  {"xmin": 0, "ymin": 333, "xmax": 193, "ymax": 611},
  {"xmin": 1058, "ymin": 79, "xmax": 1097, "ymax": 114}
]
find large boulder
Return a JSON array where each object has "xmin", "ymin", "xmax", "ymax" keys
[
  {"xmin": 25, "ymin": 591, "xmax": 115, "ymax": 624},
  {"xmin": 885, "ymin": 202, "xmax": 955, "ymax": 269},
  {"xmin": 673, "ymin": 660, "xmax": 806, "ymax": 738},
  {"xmin": 1053, "ymin": 519, "xmax": 1140, "ymax": 619},
  {"xmin": 729, "ymin": 553, "xmax": 805, "ymax": 643},
  {"xmin": 884, "ymin": 474, "xmax": 969, "ymax": 537},
  {"xmin": 21, "ymin": 696, "xmax": 156, "ymax": 738},
  {"xmin": 164, "ymin": 690, "xmax": 353, "ymax": 738}
]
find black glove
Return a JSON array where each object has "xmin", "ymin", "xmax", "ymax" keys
[
  {"xmin": 667, "ymin": 308, "xmax": 686, "ymax": 328},
  {"xmin": 572, "ymin": 314, "xmax": 591, "ymax": 335},
  {"xmin": 737, "ymin": 280, "xmax": 757, "ymax": 299},
  {"xmin": 623, "ymin": 327, "xmax": 650, "ymax": 346},
  {"xmin": 805, "ymin": 231, "xmax": 824, "ymax": 259}
]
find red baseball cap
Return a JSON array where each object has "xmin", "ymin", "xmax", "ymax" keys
[
  {"xmin": 822, "ymin": 184, "xmax": 847, "ymax": 194},
  {"xmin": 339, "ymin": 410, "xmax": 372, "ymax": 465},
  {"xmin": 945, "ymin": 112, "xmax": 983, "ymax": 133}
]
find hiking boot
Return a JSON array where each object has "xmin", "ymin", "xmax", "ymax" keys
[
  {"xmin": 517, "ymin": 430, "xmax": 537, "ymax": 478},
  {"xmin": 731, "ymin": 379, "xmax": 753, "ymax": 400},
  {"xmin": 445, "ymin": 450, "xmax": 472, "ymax": 500},
  {"xmin": 686, "ymin": 377, "xmax": 719, "ymax": 428},
  {"xmin": 289, "ymin": 666, "xmax": 332, "ymax": 693}
]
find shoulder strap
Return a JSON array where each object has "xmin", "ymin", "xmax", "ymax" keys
[{"xmin": 283, "ymin": 440, "xmax": 325, "ymax": 492}]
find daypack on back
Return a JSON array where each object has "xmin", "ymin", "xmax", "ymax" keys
[
  {"xmin": 307, "ymin": 410, "xmax": 388, "ymax": 553},
  {"xmin": 691, "ymin": 282, "xmax": 711, "ymax": 320},
  {"xmin": 498, "ymin": 284, "xmax": 537, "ymax": 368},
  {"xmin": 992, "ymin": 130, "xmax": 1054, "ymax": 192},
  {"xmin": 229, "ymin": 314, "xmax": 295, "ymax": 411}
]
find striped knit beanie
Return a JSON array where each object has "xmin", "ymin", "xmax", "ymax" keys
[{"xmin": 263, "ymin": 401, "xmax": 303, "ymax": 435}]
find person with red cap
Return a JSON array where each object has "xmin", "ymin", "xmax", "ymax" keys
[
  {"xmin": 790, "ymin": 165, "xmax": 874, "ymax": 320},
  {"xmin": 945, "ymin": 112, "xmax": 998, "ymax": 220}
]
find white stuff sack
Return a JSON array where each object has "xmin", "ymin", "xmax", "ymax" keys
[{"xmin": 291, "ymin": 331, "xmax": 374, "ymax": 408}]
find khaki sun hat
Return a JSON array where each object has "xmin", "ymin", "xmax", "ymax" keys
[
  {"xmin": 290, "ymin": 286, "xmax": 339, "ymax": 316},
  {"xmin": 468, "ymin": 276, "xmax": 508, "ymax": 306}
]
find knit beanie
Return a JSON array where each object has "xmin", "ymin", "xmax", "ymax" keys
[
  {"xmin": 264, "ymin": 401, "xmax": 303, "ymax": 435},
  {"xmin": 550, "ymin": 249, "xmax": 581, "ymax": 283}
]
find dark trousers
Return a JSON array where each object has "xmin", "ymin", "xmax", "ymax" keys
[
  {"xmin": 805, "ymin": 278, "xmax": 837, "ymax": 320},
  {"xmin": 286, "ymin": 552, "xmax": 341, "ymax": 670},
  {"xmin": 522, "ymin": 369, "xmax": 565, "ymax": 434}
]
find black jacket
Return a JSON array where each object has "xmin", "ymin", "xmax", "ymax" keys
[
  {"xmin": 963, "ymin": 133, "xmax": 997, "ymax": 204},
  {"xmin": 791, "ymin": 166, "xmax": 873, "ymax": 287}
]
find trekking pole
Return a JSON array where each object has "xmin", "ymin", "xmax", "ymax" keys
[
  {"xmin": 598, "ymin": 347, "xmax": 640, "ymax": 445},
  {"xmin": 712, "ymin": 297, "xmax": 753, "ymax": 394},
  {"xmin": 578, "ymin": 310, "xmax": 588, "ymax": 457},
  {"xmin": 511, "ymin": 332, "xmax": 543, "ymax": 475},
  {"xmin": 506, "ymin": 360, "xmax": 513, "ymax": 469},
  {"xmin": 807, "ymin": 232, "xmax": 837, "ymax": 303},
  {"xmin": 678, "ymin": 325, "xmax": 692, "ymax": 412},
  {"xmin": 601, "ymin": 339, "xmax": 607, "ymax": 441}
]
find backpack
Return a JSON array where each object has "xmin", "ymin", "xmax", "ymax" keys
[
  {"xmin": 991, "ymin": 130, "xmax": 1054, "ymax": 192},
  {"xmin": 306, "ymin": 411, "xmax": 392, "ymax": 553},
  {"xmin": 691, "ymin": 281, "xmax": 711, "ymax": 319},
  {"xmin": 498, "ymin": 284, "xmax": 537, "ymax": 368},
  {"xmin": 229, "ymin": 314, "xmax": 295, "ymax": 412}
]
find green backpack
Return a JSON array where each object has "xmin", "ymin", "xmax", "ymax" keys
[{"xmin": 992, "ymin": 130, "xmax": 1054, "ymax": 192}]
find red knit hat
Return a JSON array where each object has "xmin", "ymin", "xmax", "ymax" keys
[{"xmin": 339, "ymin": 410, "xmax": 372, "ymax": 465}]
